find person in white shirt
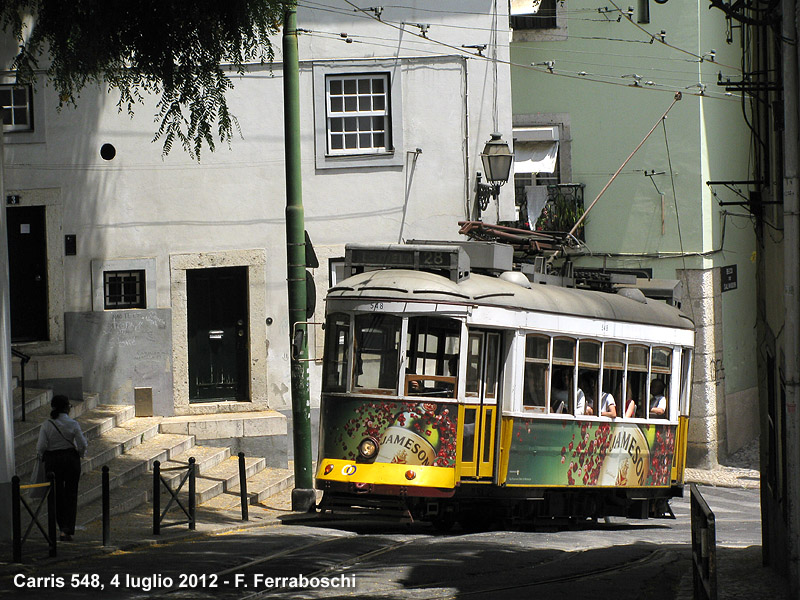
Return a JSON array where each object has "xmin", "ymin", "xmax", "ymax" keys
[
  {"xmin": 600, "ymin": 390, "xmax": 617, "ymax": 418},
  {"xmin": 649, "ymin": 379, "xmax": 668, "ymax": 418},
  {"xmin": 36, "ymin": 395, "xmax": 88, "ymax": 541}
]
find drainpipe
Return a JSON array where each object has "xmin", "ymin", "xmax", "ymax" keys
[{"xmin": 283, "ymin": 4, "xmax": 315, "ymax": 512}]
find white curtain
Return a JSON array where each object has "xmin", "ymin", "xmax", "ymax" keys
[{"xmin": 514, "ymin": 141, "xmax": 559, "ymax": 174}]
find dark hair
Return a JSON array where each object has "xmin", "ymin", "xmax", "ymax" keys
[
  {"xmin": 650, "ymin": 379, "xmax": 666, "ymax": 396},
  {"xmin": 50, "ymin": 395, "xmax": 71, "ymax": 419}
]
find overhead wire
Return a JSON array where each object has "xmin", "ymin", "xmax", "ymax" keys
[
  {"xmin": 324, "ymin": 0, "xmax": 741, "ymax": 102},
  {"xmin": 606, "ymin": 0, "xmax": 742, "ymax": 72}
]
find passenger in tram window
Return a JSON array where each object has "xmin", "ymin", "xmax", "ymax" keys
[
  {"xmin": 649, "ymin": 378, "xmax": 668, "ymax": 418},
  {"xmin": 599, "ymin": 389, "xmax": 617, "ymax": 418},
  {"xmin": 576, "ymin": 372, "xmax": 595, "ymax": 416},
  {"xmin": 624, "ymin": 381, "xmax": 637, "ymax": 418},
  {"xmin": 550, "ymin": 367, "xmax": 573, "ymax": 414}
]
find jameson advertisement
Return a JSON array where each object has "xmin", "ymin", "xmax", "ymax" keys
[
  {"xmin": 506, "ymin": 419, "xmax": 676, "ymax": 487},
  {"xmin": 320, "ymin": 397, "xmax": 459, "ymax": 468}
]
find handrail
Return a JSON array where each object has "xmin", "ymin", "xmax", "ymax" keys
[
  {"xmin": 11, "ymin": 348, "xmax": 31, "ymax": 422},
  {"xmin": 690, "ymin": 483, "xmax": 718, "ymax": 600}
]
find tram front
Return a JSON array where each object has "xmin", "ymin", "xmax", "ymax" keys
[{"xmin": 315, "ymin": 274, "xmax": 471, "ymax": 516}]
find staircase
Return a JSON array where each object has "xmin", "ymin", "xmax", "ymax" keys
[{"xmin": 12, "ymin": 387, "xmax": 294, "ymax": 527}]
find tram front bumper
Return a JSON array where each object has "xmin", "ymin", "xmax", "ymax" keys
[{"xmin": 315, "ymin": 459, "xmax": 456, "ymax": 493}]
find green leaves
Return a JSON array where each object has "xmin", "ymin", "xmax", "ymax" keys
[{"xmin": 1, "ymin": 0, "xmax": 289, "ymax": 158}]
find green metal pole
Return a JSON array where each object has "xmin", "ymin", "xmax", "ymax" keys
[{"xmin": 283, "ymin": 4, "xmax": 315, "ymax": 512}]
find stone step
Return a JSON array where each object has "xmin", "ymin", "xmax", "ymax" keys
[
  {"xmin": 159, "ymin": 410, "xmax": 286, "ymax": 441},
  {"xmin": 200, "ymin": 466, "xmax": 294, "ymax": 509},
  {"xmin": 76, "ymin": 434, "xmax": 200, "ymax": 508},
  {"xmin": 14, "ymin": 398, "xmax": 125, "ymax": 449},
  {"xmin": 15, "ymin": 415, "xmax": 163, "ymax": 476},
  {"xmin": 75, "ymin": 449, "xmax": 267, "ymax": 524},
  {"xmin": 12, "ymin": 387, "xmax": 51, "ymax": 421},
  {"xmin": 190, "ymin": 455, "xmax": 267, "ymax": 505}
]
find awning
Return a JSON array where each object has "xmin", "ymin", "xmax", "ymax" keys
[
  {"xmin": 511, "ymin": 0, "xmax": 543, "ymax": 16},
  {"xmin": 514, "ymin": 141, "xmax": 559, "ymax": 174}
]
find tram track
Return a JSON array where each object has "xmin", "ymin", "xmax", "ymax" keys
[
  {"xmin": 145, "ymin": 531, "xmax": 419, "ymax": 600},
  {"xmin": 227, "ymin": 534, "xmax": 676, "ymax": 599}
]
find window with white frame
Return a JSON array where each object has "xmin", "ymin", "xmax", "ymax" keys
[
  {"xmin": 326, "ymin": 74, "xmax": 390, "ymax": 155},
  {"xmin": 1, "ymin": 85, "xmax": 33, "ymax": 132}
]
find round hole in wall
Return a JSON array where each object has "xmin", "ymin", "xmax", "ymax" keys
[{"xmin": 100, "ymin": 143, "xmax": 117, "ymax": 160}]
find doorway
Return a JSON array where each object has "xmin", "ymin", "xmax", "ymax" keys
[
  {"xmin": 6, "ymin": 205, "xmax": 48, "ymax": 342},
  {"xmin": 459, "ymin": 329, "xmax": 501, "ymax": 479},
  {"xmin": 187, "ymin": 266, "xmax": 249, "ymax": 402}
]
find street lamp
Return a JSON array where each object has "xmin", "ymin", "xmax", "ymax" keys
[{"xmin": 475, "ymin": 133, "xmax": 513, "ymax": 217}]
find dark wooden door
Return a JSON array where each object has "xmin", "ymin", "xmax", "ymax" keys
[
  {"xmin": 187, "ymin": 266, "xmax": 249, "ymax": 402},
  {"xmin": 6, "ymin": 206, "xmax": 48, "ymax": 342}
]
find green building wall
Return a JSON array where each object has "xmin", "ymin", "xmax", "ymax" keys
[{"xmin": 510, "ymin": 1, "xmax": 757, "ymax": 466}]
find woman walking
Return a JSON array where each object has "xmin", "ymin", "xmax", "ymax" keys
[{"xmin": 36, "ymin": 395, "xmax": 88, "ymax": 541}]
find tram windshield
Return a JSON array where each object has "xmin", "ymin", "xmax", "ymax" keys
[
  {"xmin": 405, "ymin": 316, "xmax": 460, "ymax": 398},
  {"xmin": 322, "ymin": 313, "xmax": 461, "ymax": 398}
]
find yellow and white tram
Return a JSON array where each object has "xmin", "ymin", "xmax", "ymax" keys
[{"xmin": 315, "ymin": 244, "xmax": 694, "ymax": 527}]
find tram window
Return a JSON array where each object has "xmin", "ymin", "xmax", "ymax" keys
[
  {"xmin": 322, "ymin": 313, "xmax": 350, "ymax": 392},
  {"xmin": 627, "ymin": 345, "xmax": 649, "ymax": 419},
  {"xmin": 603, "ymin": 342, "xmax": 625, "ymax": 418},
  {"xmin": 679, "ymin": 348, "xmax": 693, "ymax": 415},
  {"xmin": 465, "ymin": 333, "xmax": 483, "ymax": 397},
  {"xmin": 649, "ymin": 347, "xmax": 672, "ymax": 419},
  {"xmin": 484, "ymin": 333, "xmax": 500, "ymax": 399},
  {"xmin": 523, "ymin": 335, "xmax": 549, "ymax": 410},
  {"xmin": 462, "ymin": 407, "xmax": 477, "ymax": 461},
  {"xmin": 577, "ymin": 340, "xmax": 600, "ymax": 416},
  {"xmin": 551, "ymin": 338, "xmax": 576, "ymax": 415},
  {"xmin": 353, "ymin": 314, "xmax": 401, "ymax": 393},
  {"xmin": 406, "ymin": 316, "xmax": 460, "ymax": 398}
]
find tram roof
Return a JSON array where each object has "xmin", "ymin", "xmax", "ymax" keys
[{"xmin": 328, "ymin": 269, "xmax": 694, "ymax": 331}]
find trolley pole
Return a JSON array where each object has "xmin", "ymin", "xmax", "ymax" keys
[{"xmin": 283, "ymin": 4, "xmax": 315, "ymax": 512}]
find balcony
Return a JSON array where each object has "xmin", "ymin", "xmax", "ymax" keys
[{"xmin": 513, "ymin": 182, "xmax": 585, "ymax": 239}]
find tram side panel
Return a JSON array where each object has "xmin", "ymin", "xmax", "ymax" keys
[{"xmin": 503, "ymin": 418, "xmax": 676, "ymax": 488}]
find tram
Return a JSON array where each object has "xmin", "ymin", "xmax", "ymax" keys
[{"xmin": 315, "ymin": 242, "xmax": 694, "ymax": 528}]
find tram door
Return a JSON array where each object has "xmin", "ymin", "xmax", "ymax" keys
[{"xmin": 459, "ymin": 330, "xmax": 501, "ymax": 479}]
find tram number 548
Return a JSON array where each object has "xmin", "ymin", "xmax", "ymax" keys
[{"xmin": 370, "ymin": 302, "xmax": 384, "ymax": 311}]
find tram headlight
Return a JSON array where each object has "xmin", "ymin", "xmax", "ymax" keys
[{"xmin": 358, "ymin": 437, "xmax": 379, "ymax": 460}]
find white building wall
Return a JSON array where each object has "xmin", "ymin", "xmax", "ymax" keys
[{"xmin": 2, "ymin": 1, "xmax": 513, "ymax": 414}]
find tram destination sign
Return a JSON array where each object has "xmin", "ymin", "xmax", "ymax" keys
[
  {"xmin": 721, "ymin": 264, "xmax": 737, "ymax": 293},
  {"xmin": 345, "ymin": 244, "xmax": 470, "ymax": 283}
]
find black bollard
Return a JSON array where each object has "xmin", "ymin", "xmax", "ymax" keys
[
  {"xmin": 153, "ymin": 461, "xmax": 161, "ymax": 535},
  {"xmin": 188, "ymin": 458, "xmax": 196, "ymax": 530},
  {"xmin": 238, "ymin": 452, "xmax": 249, "ymax": 521}
]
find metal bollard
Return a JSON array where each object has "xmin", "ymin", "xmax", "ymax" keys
[
  {"xmin": 238, "ymin": 452, "xmax": 249, "ymax": 521},
  {"xmin": 188, "ymin": 457, "xmax": 196, "ymax": 530},
  {"xmin": 102, "ymin": 466, "xmax": 110, "ymax": 546},
  {"xmin": 153, "ymin": 461, "xmax": 161, "ymax": 535},
  {"xmin": 12, "ymin": 476, "xmax": 21, "ymax": 563}
]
